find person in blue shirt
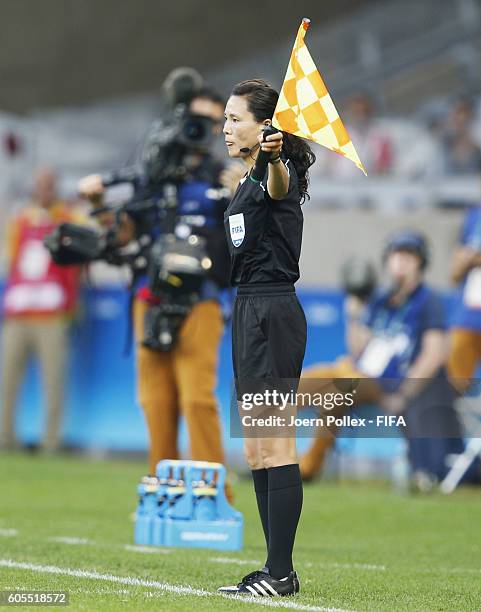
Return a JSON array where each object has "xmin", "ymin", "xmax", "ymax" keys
[
  {"xmin": 299, "ymin": 230, "xmax": 468, "ymax": 488},
  {"xmin": 448, "ymin": 205, "xmax": 481, "ymax": 390}
]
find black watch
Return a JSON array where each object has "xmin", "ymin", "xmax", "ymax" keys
[{"xmin": 269, "ymin": 155, "xmax": 282, "ymax": 164}]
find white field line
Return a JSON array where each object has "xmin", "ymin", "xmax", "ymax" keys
[
  {"xmin": 0, "ymin": 528, "xmax": 17, "ymax": 537},
  {"xmin": 209, "ymin": 556, "xmax": 262, "ymax": 566},
  {"xmin": 124, "ymin": 544, "xmax": 171, "ymax": 554},
  {"xmin": 14, "ymin": 533, "xmax": 472, "ymax": 576},
  {"xmin": 209, "ymin": 557, "xmax": 386, "ymax": 572},
  {"xmin": 436, "ymin": 567, "xmax": 481, "ymax": 575},
  {"xmin": 0, "ymin": 559, "xmax": 354, "ymax": 612},
  {"xmin": 47, "ymin": 539, "xmax": 479, "ymax": 576},
  {"xmin": 49, "ymin": 536, "xmax": 93, "ymax": 545},
  {"xmin": 0, "ymin": 525, "xmax": 380, "ymax": 574},
  {"xmin": 217, "ymin": 594, "xmax": 353, "ymax": 612},
  {"xmin": 306, "ymin": 561, "xmax": 386, "ymax": 572},
  {"xmin": 0, "ymin": 530, "xmax": 386, "ymax": 573},
  {"xmin": 28, "ymin": 533, "xmax": 481, "ymax": 578}
]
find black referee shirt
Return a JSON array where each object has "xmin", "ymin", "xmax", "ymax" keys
[{"xmin": 223, "ymin": 159, "xmax": 303, "ymax": 286}]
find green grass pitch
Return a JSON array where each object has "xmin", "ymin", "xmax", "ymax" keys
[{"xmin": 0, "ymin": 452, "xmax": 480, "ymax": 611}]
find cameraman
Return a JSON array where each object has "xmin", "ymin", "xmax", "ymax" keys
[{"xmin": 80, "ymin": 87, "xmax": 240, "ymax": 497}]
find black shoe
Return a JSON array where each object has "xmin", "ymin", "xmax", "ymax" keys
[{"xmin": 218, "ymin": 567, "xmax": 300, "ymax": 597}]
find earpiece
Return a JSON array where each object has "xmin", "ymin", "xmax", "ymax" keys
[{"xmin": 240, "ymin": 143, "xmax": 260, "ymax": 154}]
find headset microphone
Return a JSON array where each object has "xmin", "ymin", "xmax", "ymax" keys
[{"xmin": 239, "ymin": 143, "xmax": 260, "ymax": 154}]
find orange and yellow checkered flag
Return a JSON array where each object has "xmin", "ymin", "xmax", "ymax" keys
[{"xmin": 273, "ymin": 18, "xmax": 367, "ymax": 176}]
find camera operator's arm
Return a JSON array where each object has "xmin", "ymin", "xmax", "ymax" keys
[
  {"xmin": 345, "ymin": 295, "xmax": 371, "ymax": 359},
  {"xmin": 78, "ymin": 174, "xmax": 136, "ymax": 246},
  {"xmin": 382, "ymin": 329, "xmax": 448, "ymax": 415},
  {"xmin": 450, "ymin": 245, "xmax": 481, "ymax": 285},
  {"xmin": 400, "ymin": 330, "xmax": 448, "ymax": 397},
  {"xmin": 382, "ymin": 290, "xmax": 448, "ymax": 414}
]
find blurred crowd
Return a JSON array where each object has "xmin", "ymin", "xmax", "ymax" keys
[{"xmin": 313, "ymin": 92, "xmax": 481, "ymax": 180}]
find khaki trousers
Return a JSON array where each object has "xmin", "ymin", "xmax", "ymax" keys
[
  {"xmin": 133, "ymin": 298, "xmax": 228, "ymax": 476},
  {"xmin": 0, "ymin": 316, "xmax": 68, "ymax": 450},
  {"xmin": 448, "ymin": 327, "xmax": 481, "ymax": 385}
]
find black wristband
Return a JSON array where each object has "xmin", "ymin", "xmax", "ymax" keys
[{"xmin": 269, "ymin": 155, "xmax": 282, "ymax": 164}]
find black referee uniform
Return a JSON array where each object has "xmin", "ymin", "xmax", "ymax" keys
[
  {"xmin": 224, "ymin": 159, "xmax": 307, "ymax": 398},
  {"xmin": 219, "ymin": 156, "xmax": 307, "ymax": 592}
]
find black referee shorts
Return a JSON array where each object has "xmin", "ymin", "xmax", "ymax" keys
[{"xmin": 232, "ymin": 283, "xmax": 307, "ymax": 401}]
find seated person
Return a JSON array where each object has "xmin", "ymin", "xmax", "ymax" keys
[{"xmin": 299, "ymin": 230, "xmax": 469, "ymax": 488}]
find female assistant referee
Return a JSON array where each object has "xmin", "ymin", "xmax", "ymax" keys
[{"xmin": 218, "ymin": 80, "xmax": 315, "ymax": 597}]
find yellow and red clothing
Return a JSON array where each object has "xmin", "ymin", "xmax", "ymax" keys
[
  {"xmin": 3, "ymin": 202, "xmax": 83, "ymax": 318},
  {"xmin": 1, "ymin": 200, "xmax": 84, "ymax": 450}
]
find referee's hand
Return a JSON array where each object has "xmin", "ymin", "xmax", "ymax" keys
[{"xmin": 258, "ymin": 131, "xmax": 283, "ymax": 158}]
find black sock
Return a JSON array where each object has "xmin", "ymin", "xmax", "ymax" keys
[
  {"xmin": 251, "ymin": 468, "xmax": 269, "ymax": 549},
  {"xmin": 266, "ymin": 464, "xmax": 303, "ymax": 579}
]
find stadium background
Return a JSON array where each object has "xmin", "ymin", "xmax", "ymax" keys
[
  {"xmin": 3, "ymin": 2, "xmax": 481, "ymax": 610},
  {"xmin": 2, "ymin": 0, "xmax": 481, "ymax": 474}
]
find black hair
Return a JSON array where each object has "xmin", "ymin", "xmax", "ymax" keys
[
  {"xmin": 192, "ymin": 86, "xmax": 225, "ymax": 108},
  {"xmin": 231, "ymin": 79, "xmax": 316, "ymax": 203}
]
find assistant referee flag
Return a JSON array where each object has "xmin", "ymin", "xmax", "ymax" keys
[{"xmin": 272, "ymin": 18, "xmax": 367, "ymax": 176}]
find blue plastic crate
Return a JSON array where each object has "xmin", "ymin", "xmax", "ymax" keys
[{"xmin": 134, "ymin": 460, "xmax": 243, "ymax": 551}]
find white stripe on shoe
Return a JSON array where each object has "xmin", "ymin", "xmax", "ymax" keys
[
  {"xmin": 261, "ymin": 580, "xmax": 278, "ymax": 596},
  {"xmin": 253, "ymin": 582, "xmax": 269, "ymax": 596},
  {"xmin": 246, "ymin": 585, "xmax": 259, "ymax": 596}
]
